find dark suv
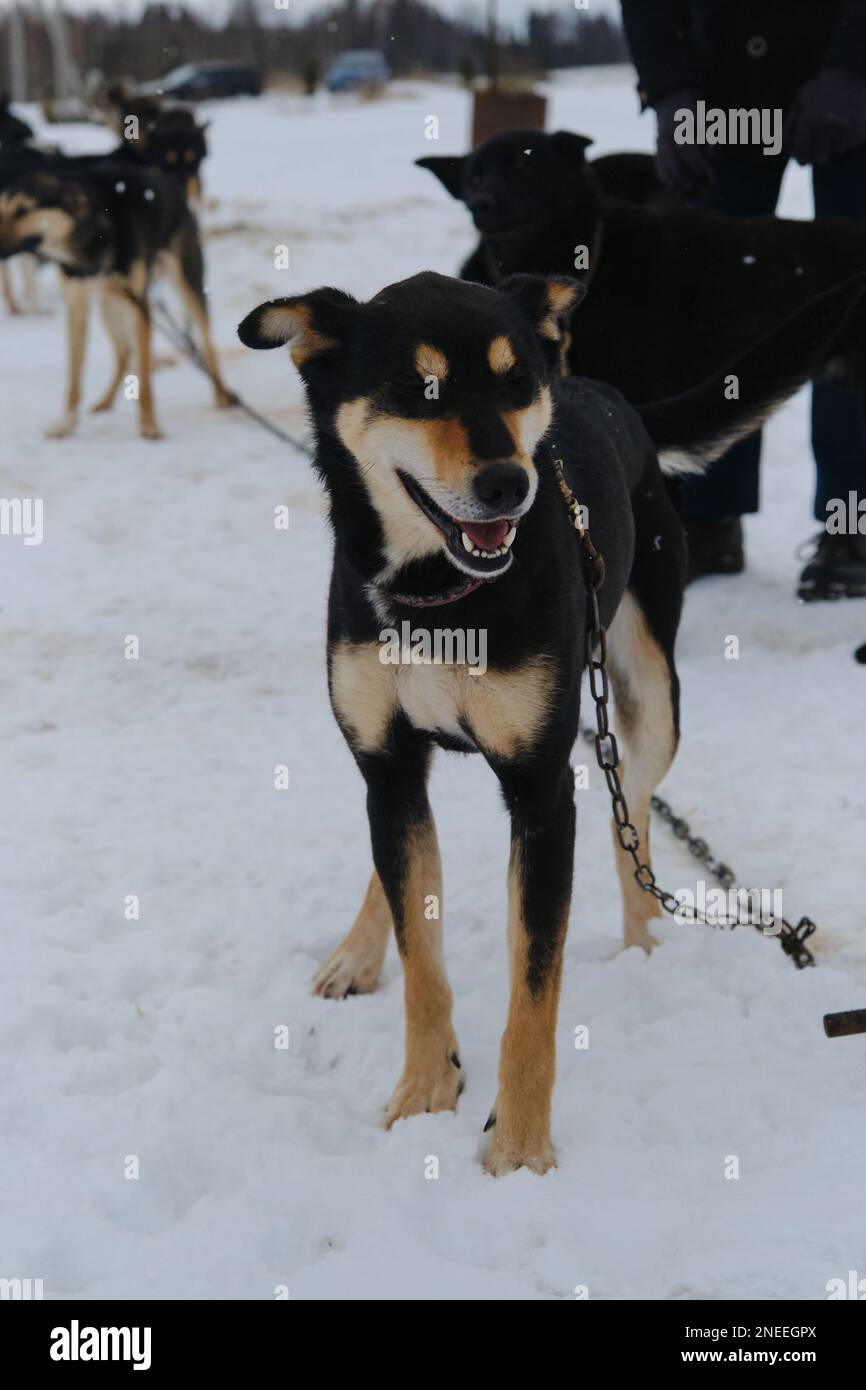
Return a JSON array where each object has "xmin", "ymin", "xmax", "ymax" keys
[{"xmin": 140, "ymin": 62, "xmax": 262, "ymax": 101}]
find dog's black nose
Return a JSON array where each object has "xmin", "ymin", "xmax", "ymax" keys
[
  {"xmin": 473, "ymin": 463, "xmax": 529, "ymax": 514},
  {"xmin": 469, "ymin": 192, "xmax": 494, "ymax": 216}
]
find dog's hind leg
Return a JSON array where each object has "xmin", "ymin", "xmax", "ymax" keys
[
  {"xmin": 312, "ymin": 871, "xmax": 392, "ymax": 999},
  {"xmin": 133, "ymin": 304, "xmax": 161, "ymax": 439},
  {"xmin": 484, "ymin": 754, "xmax": 576, "ymax": 1176},
  {"xmin": 20, "ymin": 255, "xmax": 42, "ymax": 314},
  {"xmin": 162, "ymin": 240, "xmax": 233, "ymax": 408},
  {"xmin": 91, "ymin": 287, "xmax": 132, "ymax": 414},
  {"xmin": 605, "ymin": 469, "xmax": 685, "ymax": 952},
  {"xmin": 606, "ymin": 591, "xmax": 679, "ymax": 952},
  {"xmin": 46, "ymin": 277, "xmax": 90, "ymax": 439}
]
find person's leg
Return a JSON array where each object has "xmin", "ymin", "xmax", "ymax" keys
[
  {"xmin": 678, "ymin": 158, "xmax": 787, "ymax": 576},
  {"xmin": 811, "ymin": 147, "xmax": 866, "ymax": 521},
  {"xmin": 796, "ymin": 147, "xmax": 866, "ymax": 598}
]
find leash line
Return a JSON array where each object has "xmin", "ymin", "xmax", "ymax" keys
[
  {"xmin": 551, "ymin": 450, "xmax": 817, "ymax": 970},
  {"xmin": 150, "ymin": 297, "xmax": 314, "ymax": 458}
]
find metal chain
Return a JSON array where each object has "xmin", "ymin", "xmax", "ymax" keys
[
  {"xmin": 551, "ymin": 452, "xmax": 817, "ymax": 970},
  {"xmin": 150, "ymin": 297, "xmax": 315, "ymax": 458}
]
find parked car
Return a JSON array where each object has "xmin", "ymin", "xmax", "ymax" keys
[
  {"xmin": 139, "ymin": 61, "xmax": 262, "ymax": 102},
  {"xmin": 325, "ymin": 50, "xmax": 390, "ymax": 94}
]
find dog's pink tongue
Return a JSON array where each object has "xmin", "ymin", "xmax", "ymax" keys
[{"xmin": 461, "ymin": 519, "xmax": 509, "ymax": 551}]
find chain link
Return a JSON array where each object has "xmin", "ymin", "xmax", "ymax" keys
[{"xmin": 551, "ymin": 452, "xmax": 817, "ymax": 971}]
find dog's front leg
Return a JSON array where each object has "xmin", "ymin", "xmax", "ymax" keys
[
  {"xmin": 362, "ymin": 740, "xmax": 462, "ymax": 1127},
  {"xmin": 485, "ymin": 758, "xmax": 575, "ymax": 1176},
  {"xmin": 1, "ymin": 262, "xmax": 21, "ymax": 315},
  {"xmin": 46, "ymin": 277, "xmax": 89, "ymax": 439}
]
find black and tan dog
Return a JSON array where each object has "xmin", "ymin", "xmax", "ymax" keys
[
  {"xmin": 103, "ymin": 84, "xmax": 209, "ymax": 206},
  {"xmin": 418, "ymin": 129, "xmax": 866, "ymax": 402},
  {"xmin": 238, "ymin": 269, "xmax": 861, "ymax": 1175},
  {"xmin": 0, "ymin": 160, "xmax": 231, "ymax": 438}
]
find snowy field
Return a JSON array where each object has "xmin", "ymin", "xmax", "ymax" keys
[{"xmin": 3, "ymin": 66, "xmax": 866, "ymax": 1301}]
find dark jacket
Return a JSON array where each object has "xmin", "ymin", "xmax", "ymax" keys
[{"xmin": 621, "ymin": 0, "xmax": 866, "ymax": 111}]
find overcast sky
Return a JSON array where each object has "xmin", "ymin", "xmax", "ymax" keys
[{"xmin": 3, "ymin": 0, "xmax": 620, "ymax": 38}]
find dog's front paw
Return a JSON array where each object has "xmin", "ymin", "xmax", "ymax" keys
[
  {"xmin": 385, "ymin": 1042, "xmax": 463, "ymax": 1127},
  {"xmin": 312, "ymin": 942, "xmax": 383, "ymax": 999},
  {"xmin": 214, "ymin": 386, "xmax": 236, "ymax": 409},
  {"xmin": 140, "ymin": 421, "xmax": 164, "ymax": 441},
  {"xmin": 481, "ymin": 1107, "xmax": 556, "ymax": 1176},
  {"xmin": 45, "ymin": 412, "xmax": 77, "ymax": 439},
  {"xmin": 624, "ymin": 921, "xmax": 659, "ymax": 954}
]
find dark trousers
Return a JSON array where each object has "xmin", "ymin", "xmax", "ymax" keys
[{"xmin": 678, "ymin": 147, "xmax": 866, "ymax": 523}]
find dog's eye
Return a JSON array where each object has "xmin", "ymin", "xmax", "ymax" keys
[
  {"xmin": 504, "ymin": 369, "xmax": 534, "ymax": 400},
  {"xmin": 165, "ymin": 150, "xmax": 178, "ymax": 163},
  {"xmin": 13, "ymin": 206, "xmax": 27, "ymax": 220}
]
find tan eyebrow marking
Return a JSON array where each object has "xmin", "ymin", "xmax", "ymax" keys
[
  {"xmin": 487, "ymin": 334, "xmax": 516, "ymax": 375},
  {"xmin": 414, "ymin": 342, "xmax": 449, "ymax": 380}
]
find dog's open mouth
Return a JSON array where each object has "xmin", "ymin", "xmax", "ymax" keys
[{"xmin": 398, "ymin": 471, "xmax": 518, "ymax": 578}]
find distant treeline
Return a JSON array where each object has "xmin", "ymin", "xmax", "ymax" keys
[{"xmin": 4, "ymin": 0, "xmax": 627, "ymax": 99}]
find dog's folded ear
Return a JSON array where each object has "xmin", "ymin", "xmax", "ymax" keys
[
  {"xmin": 551, "ymin": 131, "xmax": 594, "ymax": 162},
  {"xmin": 415, "ymin": 155, "xmax": 467, "ymax": 200},
  {"xmin": 499, "ymin": 273, "xmax": 586, "ymax": 344},
  {"xmin": 238, "ymin": 287, "xmax": 359, "ymax": 366}
]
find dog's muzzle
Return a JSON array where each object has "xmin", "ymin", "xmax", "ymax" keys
[{"xmin": 397, "ymin": 470, "xmax": 524, "ymax": 580}]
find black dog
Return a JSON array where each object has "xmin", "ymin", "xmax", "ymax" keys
[
  {"xmin": 589, "ymin": 149, "xmax": 676, "ymax": 209},
  {"xmin": 238, "ymin": 269, "xmax": 861, "ymax": 1175},
  {"xmin": 418, "ymin": 128, "xmax": 866, "ymax": 402},
  {"xmin": 0, "ymin": 95, "xmax": 34, "ymax": 149},
  {"xmin": 0, "ymin": 160, "xmax": 231, "ymax": 437}
]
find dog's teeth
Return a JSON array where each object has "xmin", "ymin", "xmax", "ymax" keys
[{"xmin": 461, "ymin": 529, "xmax": 514, "ymax": 561}]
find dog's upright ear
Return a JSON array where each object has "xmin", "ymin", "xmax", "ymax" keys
[
  {"xmin": 415, "ymin": 155, "xmax": 467, "ymax": 200},
  {"xmin": 550, "ymin": 131, "xmax": 594, "ymax": 162},
  {"xmin": 500, "ymin": 273, "xmax": 586, "ymax": 348},
  {"xmin": 238, "ymin": 287, "xmax": 359, "ymax": 367}
]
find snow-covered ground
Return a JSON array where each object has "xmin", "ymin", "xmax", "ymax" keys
[{"xmin": 2, "ymin": 67, "xmax": 866, "ymax": 1301}]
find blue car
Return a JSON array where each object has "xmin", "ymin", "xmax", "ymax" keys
[{"xmin": 325, "ymin": 50, "xmax": 390, "ymax": 94}]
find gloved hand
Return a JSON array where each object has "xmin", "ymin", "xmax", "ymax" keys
[
  {"xmin": 653, "ymin": 88, "xmax": 715, "ymax": 198},
  {"xmin": 787, "ymin": 68, "xmax": 866, "ymax": 166}
]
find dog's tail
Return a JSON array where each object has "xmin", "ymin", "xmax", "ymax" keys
[{"xmin": 636, "ymin": 274, "xmax": 866, "ymax": 476}]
